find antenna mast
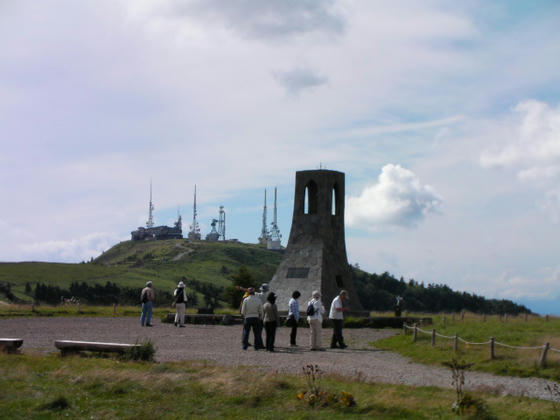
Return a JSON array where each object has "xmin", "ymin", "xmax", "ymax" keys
[
  {"xmin": 218, "ymin": 206, "xmax": 226, "ymax": 240},
  {"xmin": 146, "ymin": 180, "xmax": 155, "ymax": 228},
  {"xmin": 258, "ymin": 189, "xmax": 269, "ymax": 245},
  {"xmin": 188, "ymin": 185, "xmax": 201, "ymax": 240},
  {"xmin": 268, "ymin": 187, "xmax": 282, "ymax": 249}
]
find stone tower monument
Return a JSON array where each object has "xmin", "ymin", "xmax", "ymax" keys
[{"xmin": 269, "ymin": 169, "xmax": 363, "ymax": 313}]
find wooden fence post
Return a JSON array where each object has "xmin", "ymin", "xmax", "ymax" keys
[
  {"xmin": 483, "ymin": 314, "xmax": 486, "ymax": 322},
  {"xmin": 413, "ymin": 324, "xmax": 418, "ymax": 342},
  {"xmin": 113, "ymin": 302, "xmax": 117, "ymax": 316},
  {"xmin": 524, "ymin": 312, "xmax": 528, "ymax": 322},
  {"xmin": 539, "ymin": 342, "xmax": 550, "ymax": 368},
  {"xmin": 403, "ymin": 323, "xmax": 407, "ymax": 334},
  {"xmin": 442, "ymin": 316, "xmax": 446, "ymax": 327},
  {"xmin": 452, "ymin": 313, "xmax": 456, "ymax": 323},
  {"xmin": 431, "ymin": 329, "xmax": 436, "ymax": 347},
  {"xmin": 504, "ymin": 313, "xmax": 508, "ymax": 322},
  {"xmin": 454, "ymin": 333, "xmax": 458, "ymax": 352},
  {"xmin": 461, "ymin": 310, "xmax": 465, "ymax": 321},
  {"xmin": 490, "ymin": 337, "xmax": 495, "ymax": 360},
  {"xmin": 546, "ymin": 315, "xmax": 550, "ymax": 322}
]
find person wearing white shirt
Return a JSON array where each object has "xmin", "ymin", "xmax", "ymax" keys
[
  {"xmin": 241, "ymin": 288, "xmax": 264, "ymax": 350},
  {"xmin": 329, "ymin": 290, "xmax": 349, "ymax": 349},
  {"xmin": 287, "ymin": 290, "xmax": 301, "ymax": 347}
]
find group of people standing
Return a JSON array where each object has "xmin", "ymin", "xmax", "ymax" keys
[
  {"xmin": 140, "ymin": 280, "xmax": 188, "ymax": 328},
  {"xmin": 140, "ymin": 280, "xmax": 351, "ymax": 352},
  {"xmin": 240, "ymin": 284, "xmax": 350, "ymax": 352}
]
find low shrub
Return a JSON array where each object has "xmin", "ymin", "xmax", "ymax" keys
[{"xmin": 122, "ymin": 340, "xmax": 156, "ymax": 361}]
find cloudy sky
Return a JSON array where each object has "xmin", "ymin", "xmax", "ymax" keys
[{"xmin": 2, "ymin": 1, "xmax": 559, "ymax": 314}]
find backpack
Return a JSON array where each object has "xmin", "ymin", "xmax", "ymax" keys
[
  {"xmin": 306, "ymin": 301, "xmax": 316, "ymax": 316},
  {"xmin": 175, "ymin": 289, "xmax": 184, "ymax": 304}
]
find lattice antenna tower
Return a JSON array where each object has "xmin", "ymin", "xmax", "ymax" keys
[
  {"xmin": 218, "ymin": 206, "xmax": 226, "ymax": 240},
  {"xmin": 269, "ymin": 187, "xmax": 281, "ymax": 242},
  {"xmin": 146, "ymin": 180, "xmax": 155, "ymax": 228},
  {"xmin": 189, "ymin": 185, "xmax": 201, "ymax": 237},
  {"xmin": 258, "ymin": 189, "xmax": 269, "ymax": 244}
]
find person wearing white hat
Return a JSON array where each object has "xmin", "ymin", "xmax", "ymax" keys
[
  {"xmin": 173, "ymin": 281, "xmax": 188, "ymax": 327},
  {"xmin": 306, "ymin": 290, "xmax": 325, "ymax": 351}
]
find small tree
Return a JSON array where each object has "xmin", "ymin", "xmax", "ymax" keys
[{"xmin": 223, "ymin": 265, "xmax": 256, "ymax": 308}]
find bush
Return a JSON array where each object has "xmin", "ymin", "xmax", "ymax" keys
[{"xmin": 122, "ymin": 340, "xmax": 156, "ymax": 362}]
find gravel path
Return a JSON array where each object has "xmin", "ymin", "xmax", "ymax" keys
[{"xmin": 1, "ymin": 316, "xmax": 558, "ymax": 402}]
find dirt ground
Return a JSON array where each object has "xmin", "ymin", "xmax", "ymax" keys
[{"xmin": 1, "ymin": 316, "xmax": 558, "ymax": 401}]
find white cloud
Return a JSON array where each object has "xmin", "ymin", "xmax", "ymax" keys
[
  {"xmin": 484, "ymin": 266, "xmax": 560, "ymax": 301},
  {"xmin": 480, "ymin": 100, "xmax": 560, "ymax": 220},
  {"xmin": 18, "ymin": 233, "xmax": 123, "ymax": 263},
  {"xmin": 480, "ymin": 100, "xmax": 560, "ymax": 175},
  {"xmin": 346, "ymin": 164, "xmax": 442, "ymax": 229},
  {"xmin": 340, "ymin": 115, "xmax": 465, "ymax": 139}
]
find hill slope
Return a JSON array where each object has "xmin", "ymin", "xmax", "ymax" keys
[{"xmin": 0, "ymin": 240, "xmax": 283, "ymax": 304}]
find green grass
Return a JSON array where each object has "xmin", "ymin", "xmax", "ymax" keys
[
  {"xmin": 0, "ymin": 240, "xmax": 283, "ymax": 304},
  {"xmin": 0, "ymin": 303, "xmax": 239, "ymax": 319},
  {"xmin": 374, "ymin": 312, "xmax": 560, "ymax": 381},
  {"xmin": 0, "ymin": 353, "xmax": 558, "ymax": 419}
]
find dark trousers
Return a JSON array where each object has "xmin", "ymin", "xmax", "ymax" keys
[
  {"xmin": 331, "ymin": 319, "xmax": 345, "ymax": 347},
  {"xmin": 264, "ymin": 321, "xmax": 277, "ymax": 351},
  {"xmin": 290, "ymin": 324, "xmax": 298, "ymax": 345},
  {"xmin": 243, "ymin": 317, "xmax": 264, "ymax": 350}
]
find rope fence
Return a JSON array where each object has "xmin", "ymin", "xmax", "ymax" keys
[{"xmin": 403, "ymin": 323, "xmax": 558, "ymax": 367}]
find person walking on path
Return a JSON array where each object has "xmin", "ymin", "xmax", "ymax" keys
[
  {"xmin": 329, "ymin": 290, "xmax": 350, "ymax": 348},
  {"xmin": 263, "ymin": 292, "xmax": 279, "ymax": 352},
  {"xmin": 173, "ymin": 281, "xmax": 188, "ymax": 327},
  {"xmin": 140, "ymin": 281, "xmax": 155, "ymax": 327},
  {"xmin": 287, "ymin": 290, "xmax": 301, "ymax": 347},
  {"xmin": 307, "ymin": 290, "xmax": 325, "ymax": 351},
  {"xmin": 241, "ymin": 287, "xmax": 264, "ymax": 350}
]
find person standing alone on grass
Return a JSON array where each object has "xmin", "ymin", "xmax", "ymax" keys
[
  {"xmin": 173, "ymin": 281, "xmax": 187, "ymax": 327},
  {"xmin": 241, "ymin": 287, "xmax": 264, "ymax": 350},
  {"xmin": 307, "ymin": 290, "xmax": 325, "ymax": 351},
  {"xmin": 140, "ymin": 281, "xmax": 155, "ymax": 327},
  {"xmin": 287, "ymin": 290, "xmax": 301, "ymax": 347},
  {"xmin": 329, "ymin": 290, "xmax": 349, "ymax": 349},
  {"xmin": 263, "ymin": 292, "xmax": 279, "ymax": 352}
]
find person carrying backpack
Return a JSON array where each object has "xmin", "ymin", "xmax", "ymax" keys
[
  {"xmin": 173, "ymin": 281, "xmax": 188, "ymax": 327},
  {"xmin": 306, "ymin": 290, "xmax": 325, "ymax": 351}
]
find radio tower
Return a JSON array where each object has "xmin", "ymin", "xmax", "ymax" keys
[
  {"xmin": 218, "ymin": 206, "xmax": 226, "ymax": 240},
  {"xmin": 146, "ymin": 180, "xmax": 155, "ymax": 228},
  {"xmin": 188, "ymin": 185, "xmax": 201, "ymax": 240},
  {"xmin": 268, "ymin": 187, "xmax": 282, "ymax": 250},
  {"xmin": 258, "ymin": 189, "xmax": 269, "ymax": 245}
]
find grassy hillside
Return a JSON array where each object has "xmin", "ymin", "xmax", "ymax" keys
[{"xmin": 0, "ymin": 240, "xmax": 283, "ymax": 303}]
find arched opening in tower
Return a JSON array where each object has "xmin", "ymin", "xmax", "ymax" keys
[
  {"xmin": 331, "ymin": 183, "xmax": 339, "ymax": 216},
  {"xmin": 304, "ymin": 180, "xmax": 318, "ymax": 214}
]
